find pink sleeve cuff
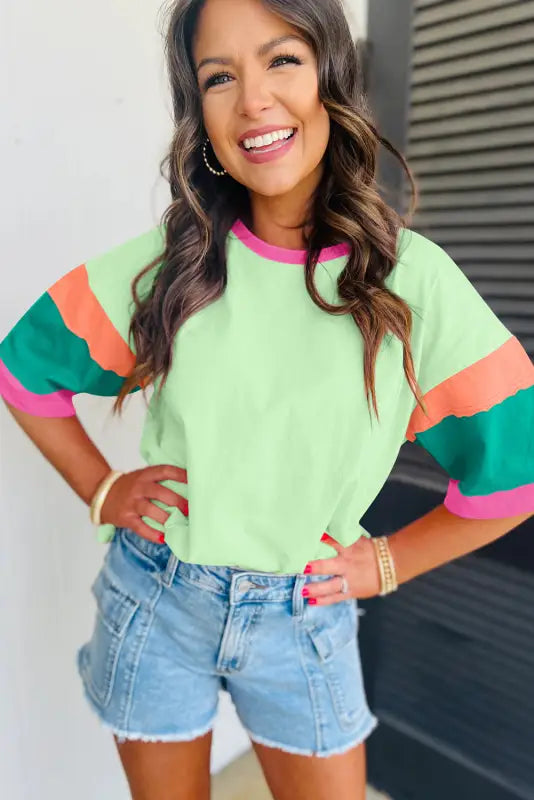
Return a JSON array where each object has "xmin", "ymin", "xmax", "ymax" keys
[
  {"xmin": 0, "ymin": 358, "xmax": 76, "ymax": 417},
  {"xmin": 444, "ymin": 478, "xmax": 534, "ymax": 519}
]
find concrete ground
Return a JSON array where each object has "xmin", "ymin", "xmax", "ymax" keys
[{"xmin": 212, "ymin": 748, "xmax": 389, "ymax": 799}]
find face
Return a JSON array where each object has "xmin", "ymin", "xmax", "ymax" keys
[{"xmin": 192, "ymin": 0, "xmax": 330, "ymax": 200}]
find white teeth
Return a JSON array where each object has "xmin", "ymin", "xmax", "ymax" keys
[{"xmin": 242, "ymin": 128, "xmax": 295, "ymax": 150}]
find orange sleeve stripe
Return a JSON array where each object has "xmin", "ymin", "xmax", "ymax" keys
[
  {"xmin": 406, "ymin": 336, "xmax": 534, "ymax": 442},
  {"xmin": 48, "ymin": 264, "xmax": 135, "ymax": 377}
]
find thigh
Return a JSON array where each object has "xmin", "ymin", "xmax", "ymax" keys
[
  {"xmin": 115, "ymin": 730, "xmax": 213, "ymax": 800},
  {"xmin": 78, "ymin": 528, "xmax": 222, "ymax": 740},
  {"xmin": 226, "ymin": 584, "xmax": 377, "ymax": 757},
  {"xmin": 252, "ymin": 738, "xmax": 367, "ymax": 800}
]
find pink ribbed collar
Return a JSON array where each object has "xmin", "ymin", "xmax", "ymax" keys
[{"xmin": 230, "ymin": 218, "xmax": 351, "ymax": 264}]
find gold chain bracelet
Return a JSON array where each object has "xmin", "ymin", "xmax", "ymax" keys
[{"xmin": 372, "ymin": 536, "xmax": 398, "ymax": 596}]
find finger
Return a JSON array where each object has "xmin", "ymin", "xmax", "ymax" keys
[
  {"xmin": 136, "ymin": 499, "xmax": 170, "ymax": 526},
  {"xmin": 146, "ymin": 484, "xmax": 189, "ymax": 516},
  {"xmin": 144, "ymin": 464, "xmax": 188, "ymax": 484},
  {"xmin": 307, "ymin": 592, "xmax": 353, "ymax": 607},
  {"xmin": 306, "ymin": 555, "xmax": 343, "ymax": 575},
  {"xmin": 320, "ymin": 532, "xmax": 344, "ymax": 552},
  {"xmin": 304, "ymin": 576, "xmax": 346, "ymax": 598},
  {"xmin": 130, "ymin": 519, "xmax": 166, "ymax": 544}
]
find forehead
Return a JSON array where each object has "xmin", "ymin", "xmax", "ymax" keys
[{"xmin": 192, "ymin": 0, "xmax": 297, "ymax": 59}]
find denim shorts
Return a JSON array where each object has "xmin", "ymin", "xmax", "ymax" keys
[{"xmin": 77, "ymin": 526, "xmax": 378, "ymax": 758}]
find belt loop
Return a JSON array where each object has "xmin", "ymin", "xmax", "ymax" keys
[
  {"xmin": 292, "ymin": 574, "xmax": 306, "ymax": 617},
  {"xmin": 162, "ymin": 551, "xmax": 179, "ymax": 588}
]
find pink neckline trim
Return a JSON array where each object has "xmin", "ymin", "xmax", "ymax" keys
[{"xmin": 230, "ymin": 218, "xmax": 351, "ymax": 265}]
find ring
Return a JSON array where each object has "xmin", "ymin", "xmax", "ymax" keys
[{"xmin": 340, "ymin": 576, "xmax": 349, "ymax": 594}]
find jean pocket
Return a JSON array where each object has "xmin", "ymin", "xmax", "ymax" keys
[
  {"xmin": 304, "ymin": 599, "xmax": 357, "ymax": 661},
  {"xmin": 118, "ymin": 526, "xmax": 170, "ymax": 575},
  {"xmin": 304, "ymin": 601, "xmax": 364, "ymax": 731},
  {"xmin": 79, "ymin": 568, "xmax": 139, "ymax": 708}
]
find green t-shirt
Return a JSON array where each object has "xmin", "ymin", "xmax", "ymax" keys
[{"xmin": 1, "ymin": 219, "xmax": 533, "ymax": 573}]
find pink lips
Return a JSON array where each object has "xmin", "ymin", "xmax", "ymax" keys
[{"xmin": 240, "ymin": 129, "xmax": 297, "ymax": 165}]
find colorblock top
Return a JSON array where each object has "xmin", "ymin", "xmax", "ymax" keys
[{"xmin": 1, "ymin": 220, "xmax": 533, "ymax": 573}]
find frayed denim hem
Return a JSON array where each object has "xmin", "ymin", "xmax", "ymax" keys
[
  {"xmin": 80, "ymin": 680, "xmax": 218, "ymax": 744},
  {"xmin": 96, "ymin": 713, "xmax": 217, "ymax": 745},
  {"xmin": 243, "ymin": 713, "xmax": 379, "ymax": 758}
]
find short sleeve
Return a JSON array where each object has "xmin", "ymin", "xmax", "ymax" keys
[
  {"xmin": 404, "ymin": 232, "xmax": 534, "ymax": 519},
  {"xmin": 0, "ymin": 225, "xmax": 165, "ymax": 417}
]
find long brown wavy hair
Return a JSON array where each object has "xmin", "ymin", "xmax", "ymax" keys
[{"xmin": 114, "ymin": 0, "xmax": 425, "ymax": 421}]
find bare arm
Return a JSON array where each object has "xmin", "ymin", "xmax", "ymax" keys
[
  {"xmin": 388, "ymin": 502, "xmax": 533, "ymax": 586},
  {"xmin": 2, "ymin": 398, "xmax": 187, "ymax": 542},
  {"xmin": 3, "ymin": 400, "xmax": 111, "ymax": 504}
]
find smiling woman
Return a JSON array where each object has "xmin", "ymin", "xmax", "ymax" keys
[
  {"xmin": 1, "ymin": 0, "xmax": 533, "ymax": 798},
  {"xmin": 193, "ymin": 11, "xmax": 330, "ymax": 193}
]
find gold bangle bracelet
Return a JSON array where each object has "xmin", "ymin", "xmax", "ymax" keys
[{"xmin": 89, "ymin": 469, "xmax": 124, "ymax": 525}]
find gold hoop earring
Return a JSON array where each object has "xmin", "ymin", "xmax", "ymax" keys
[{"xmin": 202, "ymin": 138, "xmax": 227, "ymax": 176}]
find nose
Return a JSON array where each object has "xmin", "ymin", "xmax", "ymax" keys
[{"xmin": 235, "ymin": 71, "xmax": 274, "ymax": 118}]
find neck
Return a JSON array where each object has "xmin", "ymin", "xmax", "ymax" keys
[{"xmin": 246, "ymin": 164, "xmax": 323, "ymax": 250}]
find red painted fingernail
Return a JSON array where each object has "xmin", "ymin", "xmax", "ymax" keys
[
  {"xmin": 321, "ymin": 532, "xmax": 329, "ymax": 541},
  {"xmin": 302, "ymin": 587, "xmax": 309, "ymax": 597},
  {"xmin": 158, "ymin": 534, "xmax": 165, "ymax": 543},
  {"xmin": 304, "ymin": 564, "xmax": 312, "ymax": 574},
  {"xmin": 308, "ymin": 598, "xmax": 317, "ymax": 605}
]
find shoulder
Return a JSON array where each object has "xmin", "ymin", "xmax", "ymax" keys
[
  {"xmin": 387, "ymin": 228, "xmax": 455, "ymax": 297},
  {"xmin": 84, "ymin": 223, "xmax": 166, "ymax": 296},
  {"xmin": 44, "ymin": 223, "xmax": 166, "ymax": 348},
  {"xmin": 386, "ymin": 227, "xmax": 481, "ymax": 316},
  {"xmin": 390, "ymin": 228, "xmax": 510, "ymax": 369},
  {"xmin": 82, "ymin": 224, "xmax": 166, "ymax": 334}
]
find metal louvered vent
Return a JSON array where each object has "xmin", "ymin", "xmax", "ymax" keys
[
  {"xmin": 373, "ymin": 553, "xmax": 534, "ymax": 800},
  {"xmin": 364, "ymin": 5, "xmax": 534, "ymax": 798},
  {"xmin": 406, "ymin": 0, "xmax": 534, "ymax": 355},
  {"xmin": 393, "ymin": 0, "xmax": 534, "ymax": 485}
]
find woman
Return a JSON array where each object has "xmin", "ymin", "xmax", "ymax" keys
[{"xmin": 1, "ymin": 0, "xmax": 533, "ymax": 797}]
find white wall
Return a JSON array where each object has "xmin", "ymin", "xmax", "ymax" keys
[
  {"xmin": 0, "ymin": 1, "xmax": 367, "ymax": 797},
  {"xmin": 346, "ymin": 0, "xmax": 368, "ymax": 39}
]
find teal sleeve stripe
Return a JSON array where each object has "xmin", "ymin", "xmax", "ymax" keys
[
  {"xmin": 0, "ymin": 291, "xmax": 134, "ymax": 397},
  {"xmin": 415, "ymin": 385, "xmax": 534, "ymax": 496}
]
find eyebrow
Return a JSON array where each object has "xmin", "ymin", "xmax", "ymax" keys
[{"xmin": 196, "ymin": 34, "xmax": 307, "ymax": 72}]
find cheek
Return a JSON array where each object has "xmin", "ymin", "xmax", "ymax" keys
[
  {"xmin": 303, "ymin": 102, "xmax": 331, "ymax": 160},
  {"xmin": 315, "ymin": 105, "xmax": 331, "ymax": 141},
  {"xmin": 293, "ymin": 80, "xmax": 330, "ymax": 143},
  {"xmin": 200, "ymin": 97, "xmax": 227, "ymax": 146}
]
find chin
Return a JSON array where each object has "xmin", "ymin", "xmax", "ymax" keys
[{"xmin": 250, "ymin": 175, "xmax": 301, "ymax": 198}]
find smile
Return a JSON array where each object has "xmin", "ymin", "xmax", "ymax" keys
[
  {"xmin": 240, "ymin": 128, "xmax": 297, "ymax": 151},
  {"xmin": 239, "ymin": 128, "xmax": 298, "ymax": 165}
]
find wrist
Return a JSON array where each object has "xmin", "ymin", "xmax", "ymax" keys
[
  {"xmin": 386, "ymin": 530, "xmax": 411, "ymax": 587},
  {"xmin": 83, "ymin": 464, "xmax": 114, "ymax": 506}
]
